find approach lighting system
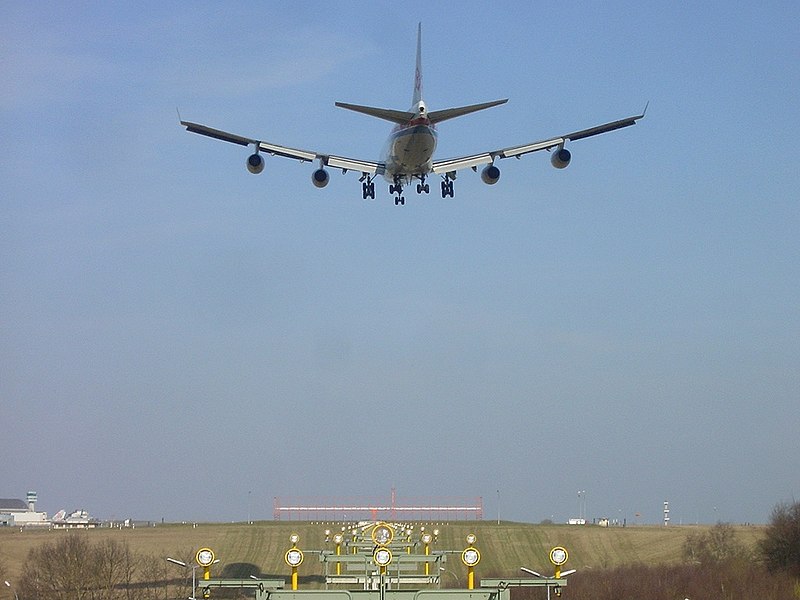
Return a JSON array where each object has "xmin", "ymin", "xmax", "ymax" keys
[
  {"xmin": 196, "ymin": 548, "xmax": 215, "ymax": 567},
  {"xmin": 421, "ymin": 532, "xmax": 432, "ymax": 544},
  {"xmin": 549, "ymin": 546, "xmax": 569, "ymax": 566},
  {"xmin": 285, "ymin": 548, "xmax": 304, "ymax": 567},
  {"xmin": 466, "ymin": 533, "xmax": 477, "ymax": 545},
  {"xmin": 333, "ymin": 533, "xmax": 343, "ymax": 544},
  {"xmin": 371, "ymin": 522, "xmax": 395, "ymax": 545},
  {"xmin": 373, "ymin": 546, "xmax": 393, "ymax": 568},
  {"xmin": 461, "ymin": 546, "xmax": 481, "ymax": 567},
  {"xmin": 290, "ymin": 533, "xmax": 300, "ymax": 545}
]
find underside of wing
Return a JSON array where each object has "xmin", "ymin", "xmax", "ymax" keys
[
  {"xmin": 181, "ymin": 119, "xmax": 382, "ymax": 176},
  {"xmin": 432, "ymin": 107, "xmax": 645, "ymax": 175}
]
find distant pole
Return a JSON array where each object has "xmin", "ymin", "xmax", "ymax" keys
[
  {"xmin": 248, "ymin": 490, "xmax": 252, "ymax": 524},
  {"xmin": 585, "ymin": 491, "xmax": 588, "ymax": 522},
  {"xmin": 496, "ymin": 490, "xmax": 500, "ymax": 525}
]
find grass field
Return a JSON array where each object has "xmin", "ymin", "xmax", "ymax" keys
[{"xmin": 0, "ymin": 520, "xmax": 766, "ymax": 586}]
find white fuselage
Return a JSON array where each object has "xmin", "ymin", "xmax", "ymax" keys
[{"xmin": 382, "ymin": 118, "xmax": 438, "ymax": 182}]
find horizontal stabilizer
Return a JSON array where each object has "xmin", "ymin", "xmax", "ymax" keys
[
  {"xmin": 428, "ymin": 99, "xmax": 508, "ymax": 123},
  {"xmin": 335, "ymin": 102, "xmax": 416, "ymax": 125}
]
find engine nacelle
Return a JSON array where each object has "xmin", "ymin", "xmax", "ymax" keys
[
  {"xmin": 481, "ymin": 164, "xmax": 501, "ymax": 185},
  {"xmin": 550, "ymin": 147, "xmax": 571, "ymax": 169},
  {"xmin": 246, "ymin": 153, "xmax": 265, "ymax": 174},
  {"xmin": 311, "ymin": 168, "xmax": 330, "ymax": 188}
]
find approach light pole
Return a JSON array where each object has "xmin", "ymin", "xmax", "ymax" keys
[
  {"xmin": 167, "ymin": 557, "xmax": 199, "ymax": 600},
  {"xmin": 4, "ymin": 581, "xmax": 19, "ymax": 600},
  {"xmin": 438, "ymin": 567, "xmax": 460, "ymax": 588}
]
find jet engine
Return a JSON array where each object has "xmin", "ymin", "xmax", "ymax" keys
[
  {"xmin": 481, "ymin": 164, "xmax": 501, "ymax": 185},
  {"xmin": 311, "ymin": 168, "xmax": 330, "ymax": 188},
  {"xmin": 550, "ymin": 147, "xmax": 571, "ymax": 169},
  {"xmin": 246, "ymin": 153, "xmax": 265, "ymax": 174}
]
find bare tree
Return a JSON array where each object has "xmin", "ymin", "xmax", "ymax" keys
[
  {"xmin": 19, "ymin": 534, "xmax": 97, "ymax": 600},
  {"xmin": 760, "ymin": 500, "xmax": 800, "ymax": 577},
  {"xmin": 136, "ymin": 554, "xmax": 169, "ymax": 600},
  {"xmin": 18, "ymin": 535, "xmax": 159, "ymax": 600},
  {"xmin": 683, "ymin": 522, "xmax": 748, "ymax": 565}
]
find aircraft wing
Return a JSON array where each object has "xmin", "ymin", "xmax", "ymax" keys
[
  {"xmin": 180, "ymin": 120, "xmax": 384, "ymax": 175},
  {"xmin": 431, "ymin": 107, "xmax": 646, "ymax": 175}
]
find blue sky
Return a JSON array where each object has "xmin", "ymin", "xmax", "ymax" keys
[{"xmin": 2, "ymin": 1, "xmax": 798, "ymax": 525}]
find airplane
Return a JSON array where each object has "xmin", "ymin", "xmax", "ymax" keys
[{"xmin": 180, "ymin": 24, "xmax": 645, "ymax": 206}]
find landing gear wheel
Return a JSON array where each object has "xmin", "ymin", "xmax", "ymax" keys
[
  {"xmin": 362, "ymin": 181, "xmax": 375, "ymax": 200},
  {"xmin": 441, "ymin": 180, "xmax": 454, "ymax": 198},
  {"xmin": 390, "ymin": 177, "xmax": 406, "ymax": 205}
]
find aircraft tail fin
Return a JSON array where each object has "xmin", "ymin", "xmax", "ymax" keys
[
  {"xmin": 337, "ymin": 24, "xmax": 506, "ymax": 126},
  {"xmin": 412, "ymin": 22, "xmax": 423, "ymax": 106}
]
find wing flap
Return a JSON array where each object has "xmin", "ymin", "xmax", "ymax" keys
[
  {"xmin": 498, "ymin": 137, "xmax": 564, "ymax": 159},
  {"xmin": 432, "ymin": 152, "xmax": 494, "ymax": 174},
  {"xmin": 257, "ymin": 140, "xmax": 317, "ymax": 162},
  {"xmin": 325, "ymin": 155, "xmax": 382, "ymax": 175}
]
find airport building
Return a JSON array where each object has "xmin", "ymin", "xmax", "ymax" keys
[
  {"xmin": 0, "ymin": 491, "xmax": 49, "ymax": 527},
  {"xmin": 0, "ymin": 491, "xmax": 98, "ymax": 528}
]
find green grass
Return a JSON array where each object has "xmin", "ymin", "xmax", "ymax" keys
[{"xmin": 0, "ymin": 520, "xmax": 766, "ymax": 586}]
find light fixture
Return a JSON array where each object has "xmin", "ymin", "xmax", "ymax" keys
[
  {"xmin": 549, "ymin": 546, "xmax": 568, "ymax": 566},
  {"xmin": 461, "ymin": 547, "xmax": 481, "ymax": 567},
  {"xmin": 421, "ymin": 533, "xmax": 432, "ymax": 544},
  {"xmin": 371, "ymin": 522, "xmax": 394, "ymax": 545},
  {"xmin": 374, "ymin": 546, "xmax": 393, "ymax": 567},
  {"xmin": 466, "ymin": 533, "xmax": 477, "ymax": 545},
  {"xmin": 285, "ymin": 548, "xmax": 304, "ymax": 567},
  {"xmin": 290, "ymin": 533, "xmax": 300, "ymax": 545},
  {"xmin": 196, "ymin": 548, "xmax": 216, "ymax": 567}
]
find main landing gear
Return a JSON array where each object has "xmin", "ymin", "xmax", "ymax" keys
[
  {"xmin": 392, "ymin": 175, "xmax": 431, "ymax": 205},
  {"xmin": 360, "ymin": 174, "xmax": 376, "ymax": 200},
  {"xmin": 376, "ymin": 174, "xmax": 452, "ymax": 205},
  {"xmin": 416, "ymin": 175, "xmax": 430, "ymax": 195},
  {"xmin": 440, "ymin": 174, "xmax": 455, "ymax": 198},
  {"xmin": 389, "ymin": 177, "xmax": 405, "ymax": 205}
]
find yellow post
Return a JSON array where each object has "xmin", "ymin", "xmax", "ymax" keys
[
  {"xmin": 468, "ymin": 566, "xmax": 475, "ymax": 589},
  {"xmin": 203, "ymin": 566, "xmax": 210, "ymax": 580},
  {"xmin": 424, "ymin": 542, "xmax": 430, "ymax": 576},
  {"xmin": 555, "ymin": 565, "xmax": 561, "ymax": 579},
  {"xmin": 336, "ymin": 542, "xmax": 341, "ymax": 576},
  {"xmin": 285, "ymin": 538, "xmax": 303, "ymax": 591}
]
